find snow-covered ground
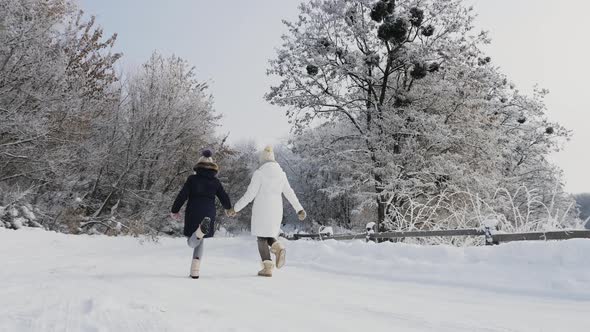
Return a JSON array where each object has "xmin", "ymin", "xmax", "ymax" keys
[{"xmin": 1, "ymin": 228, "xmax": 589, "ymax": 332}]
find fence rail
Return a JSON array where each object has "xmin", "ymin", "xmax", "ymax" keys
[
  {"xmin": 374, "ymin": 229, "xmax": 485, "ymax": 239},
  {"xmin": 291, "ymin": 233, "xmax": 368, "ymax": 241},
  {"xmin": 491, "ymin": 230, "xmax": 590, "ymax": 243},
  {"xmin": 288, "ymin": 229, "xmax": 590, "ymax": 245}
]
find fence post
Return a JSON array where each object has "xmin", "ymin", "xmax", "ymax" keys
[
  {"xmin": 375, "ymin": 220, "xmax": 380, "ymax": 244},
  {"xmin": 484, "ymin": 226, "xmax": 499, "ymax": 245},
  {"xmin": 366, "ymin": 222, "xmax": 376, "ymax": 243},
  {"xmin": 484, "ymin": 227, "xmax": 492, "ymax": 245}
]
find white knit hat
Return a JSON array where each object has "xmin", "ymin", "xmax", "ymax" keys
[{"xmin": 259, "ymin": 145, "xmax": 275, "ymax": 163}]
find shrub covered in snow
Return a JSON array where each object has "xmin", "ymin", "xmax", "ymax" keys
[
  {"xmin": 0, "ymin": 204, "xmax": 42, "ymax": 230},
  {"xmin": 318, "ymin": 226, "xmax": 334, "ymax": 236}
]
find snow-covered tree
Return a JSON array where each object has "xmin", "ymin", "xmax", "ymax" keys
[
  {"xmin": 0, "ymin": 0, "xmax": 123, "ymax": 232},
  {"xmin": 267, "ymin": 0, "xmax": 576, "ymax": 234},
  {"xmin": 81, "ymin": 52, "xmax": 220, "ymax": 234},
  {"xmin": 0, "ymin": 1, "xmax": 222, "ymax": 236},
  {"xmin": 215, "ymin": 141, "xmax": 259, "ymax": 233}
]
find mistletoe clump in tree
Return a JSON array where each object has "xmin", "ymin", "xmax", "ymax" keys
[{"xmin": 267, "ymin": 0, "xmax": 575, "ymax": 235}]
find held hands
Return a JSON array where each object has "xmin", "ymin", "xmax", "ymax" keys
[
  {"xmin": 297, "ymin": 210, "xmax": 307, "ymax": 221},
  {"xmin": 225, "ymin": 208, "xmax": 237, "ymax": 218}
]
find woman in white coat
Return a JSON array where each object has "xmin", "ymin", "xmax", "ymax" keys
[{"xmin": 231, "ymin": 146, "xmax": 306, "ymax": 277}]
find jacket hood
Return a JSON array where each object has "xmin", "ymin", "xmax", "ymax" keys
[{"xmin": 258, "ymin": 161, "xmax": 284, "ymax": 178}]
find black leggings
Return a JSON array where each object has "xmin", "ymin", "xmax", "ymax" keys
[{"xmin": 257, "ymin": 237, "xmax": 277, "ymax": 261}]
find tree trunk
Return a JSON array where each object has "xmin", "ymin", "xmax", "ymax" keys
[{"xmin": 374, "ymin": 171, "xmax": 386, "ymax": 242}]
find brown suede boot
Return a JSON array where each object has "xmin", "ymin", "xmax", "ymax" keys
[
  {"xmin": 270, "ymin": 241, "xmax": 286, "ymax": 269},
  {"xmin": 258, "ymin": 260, "xmax": 274, "ymax": 277},
  {"xmin": 190, "ymin": 259, "xmax": 201, "ymax": 279}
]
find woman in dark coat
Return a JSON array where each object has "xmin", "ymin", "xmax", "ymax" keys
[{"xmin": 170, "ymin": 150, "xmax": 232, "ymax": 279}]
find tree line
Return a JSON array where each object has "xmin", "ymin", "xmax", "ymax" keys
[{"xmin": 1, "ymin": 0, "xmax": 584, "ymax": 240}]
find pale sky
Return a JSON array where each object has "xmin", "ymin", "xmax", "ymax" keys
[{"xmin": 81, "ymin": 0, "xmax": 589, "ymax": 193}]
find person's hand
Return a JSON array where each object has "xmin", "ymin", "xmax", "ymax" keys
[
  {"xmin": 170, "ymin": 212, "xmax": 181, "ymax": 221},
  {"xmin": 225, "ymin": 208, "xmax": 236, "ymax": 217},
  {"xmin": 297, "ymin": 210, "xmax": 306, "ymax": 221}
]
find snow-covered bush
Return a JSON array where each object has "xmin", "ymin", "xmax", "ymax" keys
[
  {"xmin": 384, "ymin": 186, "xmax": 579, "ymax": 233},
  {"xmin": 0, "ymin": 204, "xmax": 43, "ymax": 230},
  {"xmin": 318, "ymin": 226, "xmax": 334, "ymax": 236}
]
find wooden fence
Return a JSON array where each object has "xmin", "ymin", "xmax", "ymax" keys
[{"xmin": 289, "ymin": 228, "xmax": 590, "ymax": 245}]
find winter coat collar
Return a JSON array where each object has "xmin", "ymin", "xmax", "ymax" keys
[
  {"xmin": 194, "ymin": 161, "xmax": 219, "ymax": 172},
  {"xmin": 195, "ymin": 167, "xmax": 218, "ymax": 179},
  {"xmin": 258, "ymin": 160, "xmax": 277, "ymax": 169}
]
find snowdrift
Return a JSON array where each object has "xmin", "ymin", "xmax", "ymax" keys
[
  {"xmin": 1, "ymin": 228, "xmax": 589, "ymax": 332},
  {"xmin": 286, "ymin": 238, "xmax": 590, "ymax": 301},
  {"xmin": 206, "ymin": 234, "xmax": 590, "ymax": 301}
]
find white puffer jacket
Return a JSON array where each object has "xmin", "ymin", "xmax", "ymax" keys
[{"xmin": 234, "ymin": 162, "xmax": 303, "ymax": 237}]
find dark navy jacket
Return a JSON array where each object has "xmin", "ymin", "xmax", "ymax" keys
[{"xmin": 171, "ymin": 167, "xmax": 231, "ymax": 237}]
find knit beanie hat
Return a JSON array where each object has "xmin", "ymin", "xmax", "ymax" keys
[
  {"xmin": 259, "ymin": 145, "xmax": 276, "ymax": 164},
  {"xmin": 194, "ymin": 149, "xmax": 219, "ymax": 172},
  {"xmin": 198, "ymin": 149, "xmax": 214, "ymax": 164}
]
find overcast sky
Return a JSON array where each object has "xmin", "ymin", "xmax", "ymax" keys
[{"xmin": 81, "ymin": 0, "xmax": 589, "ymax": 193}]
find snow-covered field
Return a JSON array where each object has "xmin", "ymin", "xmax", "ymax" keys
[{"xmin": 1, "ymin": 228, "xmax": 589, "ymax": 332}]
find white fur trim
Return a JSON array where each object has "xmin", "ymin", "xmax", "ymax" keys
[
  {"xmin": 271, "ymin": 241, "xmax": 286, "ymax": 269},
  {"xmin": 258, "ymin": 260, "xmax": 274, "ymax": 277},
  {"xmin": 270, "ymin": 241, "xmax": 285, "ymax": 254}
]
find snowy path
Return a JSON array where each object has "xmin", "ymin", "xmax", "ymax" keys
[{"xmin": 1, "ymin": 229, "xmax": 589, "ymax": 332}]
